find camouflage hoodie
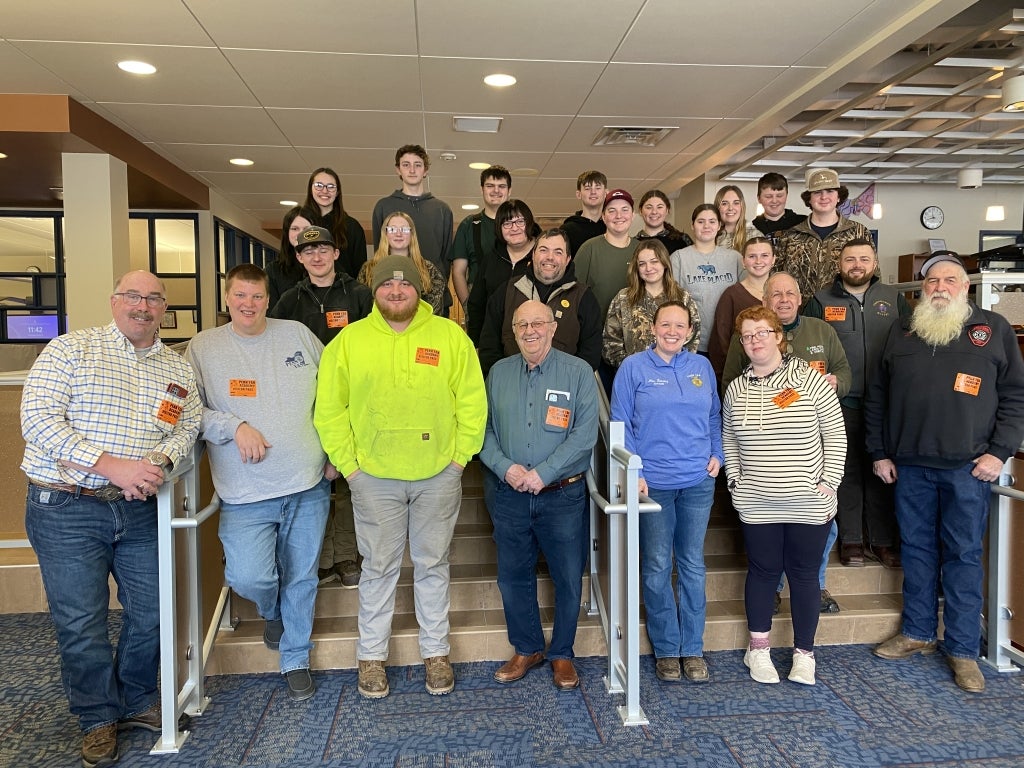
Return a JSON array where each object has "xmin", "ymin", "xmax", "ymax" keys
[{"xmin": 775, "ymin": 215, "xmax": 871, "ymax": 303}]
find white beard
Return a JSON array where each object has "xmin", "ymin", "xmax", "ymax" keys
[{"xmin": 910, "ymin": 291, "xmax": 971, "ymax": 347}]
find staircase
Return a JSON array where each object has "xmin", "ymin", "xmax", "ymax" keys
[{"xmin": 204, "ymin": 464, "xmax": 904, "ymax": 675}]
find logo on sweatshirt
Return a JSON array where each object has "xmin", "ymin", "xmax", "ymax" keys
[
  {"xmin": 969, "ymin": 325, "xmax": 991, "ymax": 347},
  {"xmin": 285, "ymin": 350, "xmax": 309, "ymax": 368}
]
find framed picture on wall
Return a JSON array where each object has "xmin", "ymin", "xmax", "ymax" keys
[{"xmin": 161, "ymin": 311, "xmax": 177, "ymax": 330}]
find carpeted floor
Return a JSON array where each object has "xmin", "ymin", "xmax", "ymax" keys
[{"xmin": 1, "ymin": 612, "xmax": 1022, "ymax": 767}]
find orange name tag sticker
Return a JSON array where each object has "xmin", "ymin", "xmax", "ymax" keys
[
  {"xmin": 545, "ymin": 405, "xmax": 571, "ymax": 428},
  {"xmin": 953, "ymin": 373, "xmax": 981, "ymax": 396},
  {"xmin": 808, "ymin": 360, "xmax": 827, "ymax": 376},
  {"xmin": 325, "ymin": 310, "xmax": 348, "ymax": 329},
  {"xmin": 823, "ymin": 306, "xmax": 847, "ymax": 322},
  {"xmin": 229, "ymin": 379, "xmax": 257, "ymax": 397},
  {"xmin": 157, "ymin": 400, "xmax": 182, "ymax": 425},
  {"xmin": 773, "ymin": 388, "xmax": 801, "ymax": 409},
  {"xmin": 415, "ymin": 347, "xmax": 440, "ymax": 366}
]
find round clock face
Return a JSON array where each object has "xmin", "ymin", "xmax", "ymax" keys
[{"xmin": 921, "ymin": 205, "xmax": 944, "ymax": 229}]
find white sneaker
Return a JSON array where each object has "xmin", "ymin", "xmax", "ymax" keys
[
  {"xmin": 744, "ymin": 647, "xmax": 780, "ymax": 684},
  {"xmin": 789, "ymin": 652, "xmax": 816, "ymax": 685}
]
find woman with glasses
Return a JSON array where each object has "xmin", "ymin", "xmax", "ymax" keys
[
  {"xmin": 714, "ymin": 185, "xmax": 759, "ymax": 256},
  {"xmin": 707, "ymin": 237, "xmax": 776, "ymax": 379},
  {"xmin": 722, "ymin": 306, "xmax": 845, "ymax": 687},
  {"xmin": 302, "ymin": 167, "xmax": 367, "ymax": 282},
  {"xmin": 603, "ymin": 240, "xmax": 700, "ymax": 369},
  {"xmin": 669, "ymin": 204, "xmax": 743, "ymax": 356},
  {"xmin": 359, "ymin": 213, "xmax": 444, "ymax": 315},
  {"xmin": 611, "ymin": 300, "xmax": 722, "ymax": 683},
  {"xmin": 466, "ymin": 199, "xmax": 541, "ymax": 345},
  {"xmin": 268, "ymin": 206, "xmax": 318, "ymax": 308}
]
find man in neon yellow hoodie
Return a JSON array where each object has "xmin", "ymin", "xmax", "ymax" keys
[{"xmin": 315, "ymin": 255, "xmax": 486, "ymax": 701}]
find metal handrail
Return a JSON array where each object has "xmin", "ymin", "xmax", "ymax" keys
[
  {"xmin": 983, "ymin": 471, "xmax": 1024, "ymax": 674},
  {"xmin": 586, "ymin": 373, "xmax": 659, "ymax": 726}
]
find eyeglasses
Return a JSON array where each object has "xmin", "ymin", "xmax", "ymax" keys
[
  {"xmin": 738, "ymin": 328, "xmax": 774, "ymax": 345},
  {"xmin": 501, "ymin": 218, "xmax": 526, "ymax": 230},
  {"xmin": 299, "ymin": 245, "xmax": 334, "ymax": 256},
  {"xmin": 512, "ymin": 320, "xmax": 553, "ymax": 332},
  {"xmin": 386, "ymin": 226, "xmax": 411, "ymax": 234},
  {"xmin": 312, "ymin": 182, "xmax": 337, "ymax": 192},
  {"xmin": 113, "ymin": 292, "xmax": 167, "ymax": 308}
]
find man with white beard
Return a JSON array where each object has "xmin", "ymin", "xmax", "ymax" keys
[{"xmin": 865, "ymin": 251, "xmax": 1024, "ymax": 693}]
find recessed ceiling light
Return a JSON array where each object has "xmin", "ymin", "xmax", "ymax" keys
[
  {"xmin": 117, "ymin": 60, "xmax": 157, "ymax": 75},
  {"xmin": 512, "ymin": 167, "xmax": 539, "ymax": 176},
  {"xmin": 462, "ymin": 204, "xmax": 480, "ymax": 211},
  {"xmin": 280, "ymin": 200, "xmax": 298, "ymax": 206},
  {"xmin": 229, "ymin": 158, "xmax": 254, "ymax": 166},
  {"xmin": 468, "ymin": 162, "xmax": 491, "ymax": 170},
  {"xmin": 0, "ymin": 152, "xmax": 7, "ymax": 159},
  {"xmin": 484, "ymin": 74, "xmax": 516, "ymax": 87}
]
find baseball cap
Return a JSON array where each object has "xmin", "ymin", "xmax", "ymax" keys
[
  {"xmin": 919, "ymin": 250, "xmax": 964, "ymax": 279},
  {"xmin": 296, "ymin": 225, "xmax": 335, "ymax": 249},
  {"xmin": 604, "ymin": 189, "xmax": 634, "ymax": 209},
  {"xmin": 805, "ymin": 168, "xmax": 840, "ymax": 192}
]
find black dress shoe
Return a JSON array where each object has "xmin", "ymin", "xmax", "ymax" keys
[
  {"xmin": 840, "ymin": 542, "xmax": 865, "ymax": 567},
  {"xmin": 868, "ymin": 545, "xmax": 901, "ymax": 569}
]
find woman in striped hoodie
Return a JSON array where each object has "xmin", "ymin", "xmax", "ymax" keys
[{"xmin": 722, "ymin": 306, "xmax": 846, "ymax": 687}]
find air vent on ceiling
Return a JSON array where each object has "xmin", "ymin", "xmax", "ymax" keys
[{"xmin": 592, "ymin": 126, "xmax": 676, "ymax": 147}]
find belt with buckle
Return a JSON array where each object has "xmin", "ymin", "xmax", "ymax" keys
[
  {"xmin": 538, "ymin": 472, "xmax": 585, "ymax": 494},
  {"xmin": 30, "ymin": 481, "xmax": 124, "ymax": 501}
]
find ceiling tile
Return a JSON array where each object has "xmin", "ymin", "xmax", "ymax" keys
[
  {"xmin": 10, "ymin": 41, "xmax": 257, "ymax": 106},
  {"xmin": 540, "ymin": 151, "xmax": 677, "ymax": 180},
  {"xmin": 0, "ymin": 42, "xmax": 89, "ymax": 97},
  {"xmin": 155, "ymin": 144, "xmax": 307, "ymax": 174},
  {"xmin": 555, "ymin": 116, "xmax": 732, "ymax": 155},
  {"xmin": 97, "ymin": 104, "xmax": 288, "ymax": 145},
  {"xmin": 424, "ymin": 113, "xmax": 574, "ymax": 152},
  {"xmin": 4, "ymin": 0, "xmax": 212, "ymax": 45},
  {"xmin": 268, "ymin": 109, "xmax": 426, "ymax": 150}
]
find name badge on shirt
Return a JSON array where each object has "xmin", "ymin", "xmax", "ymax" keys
[
  {"xmin": 773, "ymin": 388, "xmax": 801, "ymax": 409},
  {"xmin": 229, "ymin": 379, "xmax": 257, "ymax": 397},
  {"xmin": 953, "ymin": 373, "xmax": 981, "ymax": 397},
  {"xmin": 808, "ymin": 360, "xmax": 827, "ymax": 376},
  {"xmin": 545, "ymin": 406, "xmax": 571, "ymax": 429},
  {"xmin": 157, "ymin": 382, "xmax": 189, "ymax": 425},
  {"xmin": 325, "ymin": 310, "xmax": 348, "ymax": 329},
  {"xmin": 824, "ymin": 306, "xmax": 847, "ymax": 322},
  {"xmin": 415, "ymin": 347, "xmax": 440, "ymax": 366}
]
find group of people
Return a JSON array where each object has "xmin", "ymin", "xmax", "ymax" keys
[{"xmin": 18, "ymin": 147, "xmax": 1024, "ymax": 768}]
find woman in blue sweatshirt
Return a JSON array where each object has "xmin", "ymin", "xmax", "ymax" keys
[{"xmin": 610, "ymin": 301, "xmax": 723, "ymax": 684}]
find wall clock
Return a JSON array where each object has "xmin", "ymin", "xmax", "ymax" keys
[{"xmin": 920, "ymin": 205, "xmax": 944, "ymax": 229}]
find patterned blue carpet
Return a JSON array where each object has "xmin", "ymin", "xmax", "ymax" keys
[{"xmin": 1, "ymin": 612, "xmax": 1022, "ymax": 767}]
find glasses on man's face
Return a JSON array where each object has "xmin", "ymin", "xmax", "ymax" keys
[
  {"xmin": 114, "ymin": 292, "xmax": 167, "ymax": 308},
  {"xmin": 739, "ymin": 328, "xmax": 774, "ymax": 345},
  {"xmin": 513, "ymin": 320, "xmax": 552, "ymax": 332},
  {"xmin": 312, "ymin": 182, "xmax": 337, "ymax": 192},
  {"xmin": 501, "ymin": 218, "xmax": 526, "ymax": 230},
  {"xmin": 299, "ymin": 245, "xmax": 334, "ymax": 256},
  {"xmin": 386, "ymin": 226, "xmax": 411, "ymax": 235}
]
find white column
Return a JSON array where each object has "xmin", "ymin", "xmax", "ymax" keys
[{"xmin": 61, "ymin": 153, "xmax": 129, "ymax": 330}]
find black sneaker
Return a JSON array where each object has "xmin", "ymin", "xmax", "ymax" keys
[
  {"xmin": 263, "ymin": 619, "xmax": 284, "ymax": 651},
  {"xmin": 318, "ymin": 568, "xmax": 338, "ymax": 586},
  {"xmin": 820, "ymin": 589, "xmax": 841, "ymax": 613},
  {"xmin": 773, "ymin": 591, "xmax": 782, "ymax": 615},
  {"xmin": 285, "ymin": 668, "xmax": 315, "ymax": 701},
  {"xmin": 335, "ymin": 560, "xmax": 360, "ymax": 589}
]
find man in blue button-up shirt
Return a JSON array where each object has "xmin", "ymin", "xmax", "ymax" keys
[{"xmin": 480, "ymin": 300, "xmax": 598, "ymax": 691}]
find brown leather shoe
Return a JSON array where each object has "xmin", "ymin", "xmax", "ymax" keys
[
  {"xmin": 118, "ymin": 702, "xmax": 161, "ymax": 732},
  {"xmin": 873, "ymin": 633, "xmax": 938, "ymax": 660},
  {"xmin": 551, "ymin": 658, "xmax": 579, "ymax": 690},
  {"xmin": 81, "ymin": 723, "xmax": 118, "ymax": 768},
  {"xmin": 948, "ymin": 656, "xmax": 985, "ymax": 693},
  {"xmin": 868, "ymin": 545, "xmax": 901, "ymax": 569},
  {"xmin": 840, "ymin": 542, "xmax": 865, "ymax": 567},
  {"xmin": 494, "ymin": 652, "xmax": 545, "ymax": 683}
]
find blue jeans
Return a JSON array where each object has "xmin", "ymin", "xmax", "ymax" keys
[
  {"xmin": 219, "ymin": 479, "xmax": 329, "ymax": 673},
  {"xmin": 25, "ymin": 485, "xmax": 160, "ymax": 733},
  {"xmin": 894, "ymin": 463, "xmax": 991, "ymax": 659},
  {"xmin": 642, "ymin": 476, "xmax": 716, "ymax": 658},
  {"xmin": 777, "ymin": 519, "xmax": 836, "ymax": 593},
  {"xmin": 348, "ymin": 466, "xmax": 463, "ymax": 660},
  {"xmin": 483, "ymin": 468, "xmax": 588, "ymax": 660}
]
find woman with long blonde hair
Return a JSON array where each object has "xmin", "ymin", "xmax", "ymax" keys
[
  {"xmin": 715, "ymin": 185, "xmax": 759, "ymax": 256},
  {"xmin": 359, "ymin": 212, "xmax": 444, "ymax": 314}
]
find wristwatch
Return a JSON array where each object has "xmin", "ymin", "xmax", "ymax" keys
[{"xmin": 144, "ymin": 451, "xmax": 172, "ymax": 470}]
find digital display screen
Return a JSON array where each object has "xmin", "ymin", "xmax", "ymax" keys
[{"xmin": 6, "ymin": 314, "xmax": 60, "ymax": 341}]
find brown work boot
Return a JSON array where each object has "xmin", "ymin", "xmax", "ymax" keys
[
  {"xmin": 494, "ymin": 652, "xmax": 544, "ymax": 683},
  {"xmin": 424, "ymin": 655, "xmax": 455, "ymax": 695},
  {"xmin": 357, "ymin": 659, "xmax": 389, "ymax": 699},
  {"xmin": 873, "ymin": 633, "xmax": 938, "ymax": 660},
  {"xmin": 81, "ymin": 723, "xmax": 118, "ymax": 768},
  {"xmin": 948, "ymin": 656, "xmax": 985, "ymax": 693}
]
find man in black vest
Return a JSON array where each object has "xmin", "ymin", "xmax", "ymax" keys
[
  {"xmin": 478, "ymin": 228, "xmax": 602, "ymax": 377},
  {"xmin": 804, "ymin": 238, "xmax": 909, "ymax": 568}
]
